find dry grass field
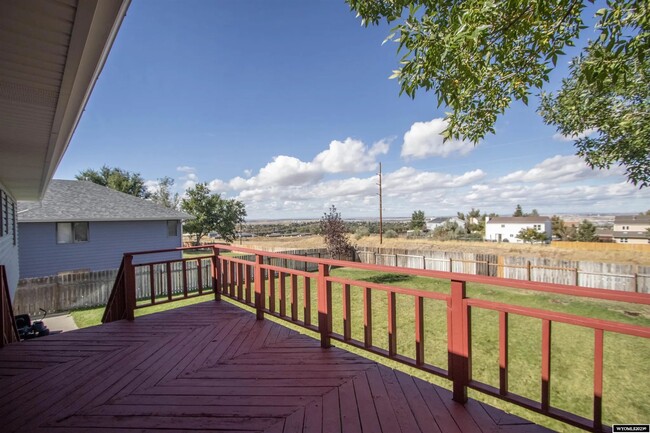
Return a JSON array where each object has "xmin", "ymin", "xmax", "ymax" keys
[{"xmin": 233, "ymin": 235, "xmax": 650, "ymax": 265}]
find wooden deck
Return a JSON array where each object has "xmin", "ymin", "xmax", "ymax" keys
[{"xmin": 0, "ymin": 300, "xmax": 552, "ymax": 432}]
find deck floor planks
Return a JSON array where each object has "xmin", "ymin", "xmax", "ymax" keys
[{"xmin": 0, "ymin": 300, "xmax": 552, "ymax": 433}]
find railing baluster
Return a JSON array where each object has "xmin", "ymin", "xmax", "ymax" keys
[
  {"xmin": 245, "ymin": 264, "xmax": 252, "ymax": 304},
  {"xmin": 593, "ymin": 328, "xmax": 604, "ymax": 431},
  {"xmin": 269, "ymin": 270, "xmax": 276, "ymax": 313},
  {"xmin": 541, "ymin": 319, "xmax": 552, "ymax": 411},
  {"xmin": 197, "ymin": 259, "xmax": 203, "ymax": 294},
  {"xmin": 149, "ymin": 264, "xmax": 155, "ymax": 305},
  {"xmin": 291, "ymin": 274, "xmax": 298, "ymax": 321},
  {"xmin": 211, "ymin": 247, "xmax": 220, "ymax": 301},
  {"xmin": 343, "ymin": 284, "xmax": 351, "ymax": 341},
  {"xmin": 388, "ymin": 291, "xmax": 397, "ymax": 357},
  {"xmin": 499, "ymin": 311, "xmax": 508, "ymax": 395},
  {"xmin": 364, "ymin": 287, "xmax": 372, "ymax": 348},
  {"xmin": 166, "ymin": 262, "xmax": 172, "ymax": 301},
  {"xmin": 229, "ymin": 261, "xmax": 236, "ymax": 297},
  {"xmin": 182, "ymin": 259, "xmax": 188, "ymax": 298},
  {"xmin": 415, "ymin": 296, "xmax": 424, "ymax": 365},
  {"xmin": 304, "ymin": 276, "xmax": 311, "ymax": 326},
  {"xmin": 279, "ymin": 272, "xmax": 286, "ymax": 317},
  {"xmin": 234, "ymin": 263, "xmax": 241, "ymax": 300}
]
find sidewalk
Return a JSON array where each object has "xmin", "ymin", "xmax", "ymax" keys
[{"xmin": 42, "ymin": 314, "xmax": 78, "ymax": 333}]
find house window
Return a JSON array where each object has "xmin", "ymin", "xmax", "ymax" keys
[
  {"xmin": 57, "ymin": 222, "xmax": 89, "ymax": 244},
  {"xmin": 167, "ymin": 220, "xmax": 179, "ymax": 237},
  {"xmin": 501, "ymin": 224, "xmax": 505, "ymax": 228}
]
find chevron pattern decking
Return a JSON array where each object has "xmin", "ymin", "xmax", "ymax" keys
[{"xmin": 0, "ymin": 301, "xmax": 551, "ymax": 432}]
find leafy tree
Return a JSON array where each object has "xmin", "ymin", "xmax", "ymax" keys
[
  {"xmin": 384, "ymin": 229, "xmax": 398, "ymax": 239},
  {"xmin": 348, "ymin": 0, "xmax": 650, "ymax": 186},
  {"xmin": 410, "ymin": 210, "xmax": 426, "ymax": 230},
  {"xmin": 458, "ymin": 208, "xmax": 487, "ymax": 234},
  {"xmin": 354, "ymin": 226, "xmax": 370, "ymax": 240},
  {"xmin": 551, "ymin": 215, "xmax": 568, "ymax": 240},
  {"xmin": 513, "ymin": 204, "xmax": 524, "ymax": 217},
  {"xmin": 76, "ymin": 165, "xmax": 149, "ymax": 198},
  {"xmin": 529, "ymin": 209, "xmax": 540, "ymax": 217},
  {"xmin": 516, "ymin": 227, "xmax": 548, "ymax": 244},
  {"xmin": 575, "ymin": 219, "xmax": 597, "ymax": 242},
  {"xmin": 150, "ymin": 176, "xmax": 180, "ymax": 209},
  {"xmin": 319, "ymin": 205, "xmax": 354, "ymax": 259},
  {"xmin": 432, "ymin": 221, "xmax": 463, "ymax": 241},
  {"xmin": 181, "ymin": 183, "xmax": 247, "ymax": 245}
]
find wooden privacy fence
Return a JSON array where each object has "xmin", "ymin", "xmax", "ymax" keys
[
  {"xmin": 103, "ymin": 245, "xmax": 650, "ymax": 432},
  {"xmin": 358, "ymin": 249, "xmax": 650, "ymax": 293}
]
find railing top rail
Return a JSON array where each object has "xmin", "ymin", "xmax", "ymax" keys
[
  {"xmin": 327, "ymin": 275, "xmax": 449, "ymax": 301},
  {"xmin": 467, "ymin": 298, "xmax": 650, "ymax": 338},
  {"xmin": 124, "ymin": 243, "xmax": 650, "ymax": 306}
]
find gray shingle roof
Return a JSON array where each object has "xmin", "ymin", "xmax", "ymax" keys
[
  {"xmin": 487, "ymin": 216, "xmax": 550, "ymax": 224},
  {"xmin": 17, "ymin": 180, "xmax": 193, "ymax": 222}
]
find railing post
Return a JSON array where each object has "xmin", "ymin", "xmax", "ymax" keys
[
  {"xmin": 449, "ymin": 279, "xmax": 469, "ymax": 403},
  {"xmin": 124, "ymin": 254, "xmax": 136, "ymax": 321},
  {"xmin": 317, "ymin": 263, "xmax": 331, "ymax": 348},
  {"xmin": 211, "ymin": 246, "xmax": 221, "ymax": 301},
  {"xmin": 254, "ymin": 254, "xmax": 265, "ymax": 320}
]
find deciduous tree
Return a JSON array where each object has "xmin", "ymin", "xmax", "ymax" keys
[
  {"xmin": 181, "ymin": 183, "xmax": 246, "ymax": 245},
  {"xmin": 516, "ymin": 227, "xmax": 547, "ymax": 244},
  {"xmin": 320, "ymin": 205, "xmax": 354, "ymax": 259},
  {"xmin": 410, "ymin": 210, "xmax": 426, "ymax": 230},
  {"xmin": 76, "ymin": 165, "xmax": 149, "ymax": 198},
  {"xmin": 150, "ymin": 176, "xmax": 180, "ymax": 209},
  {"xmin": 348, "ymin": 0, "xmax": 650, "ymax": 186}
]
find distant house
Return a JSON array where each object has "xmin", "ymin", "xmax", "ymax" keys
[
  {"xmin": 17, "ymin": 180, "xmax": 192, "ymax": 278},
  {"xmin": 612, "ymin": 215, "xmax": 650, "ymax": 244},
  {"xmin": 426, "ymin": 217, "xmax": 464, "ymax": 231},
  {"xmin": 485, "ymin": 216, "xmax": 552, "ymax": 243}
]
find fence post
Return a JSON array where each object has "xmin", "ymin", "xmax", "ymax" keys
[
  {"xmin": 422, "ymin": 256, "xmax": 426, "ymax": 270},
  {"xmin": 317, "ymin": 263, "xmax": 331, "ymax": 348},
  {"xmin": 254, "ymin": 254, "xmax": 265, "ymax": 320},
  {"xmin": 633, "ymin": 273, "xmax": 639, "ymax": 293},
  {"xmin": 527, "ymin": 261, "xmax": 532, "ymax": 281},
  {"xmin": 449, "ymin": 279, "xmax": 469, "ymax": 403},
  {"xmin": 124, "ymin": 254, "xmax": 136, "ymax": 321},
  {"xmin": 211, "ymin": 246, "xmax": 221, "ymax": 301},
  {"xmin": 449, "ymin": 257, "xmax": 453, "ymax": 272},
  {"xmin": 575, "ymin": 267, "xmax": 580, "ymax": 286}
]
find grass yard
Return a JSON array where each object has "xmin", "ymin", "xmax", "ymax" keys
[{"xmin": 71, "ymin": 267, "xmax": 650, "ymax": 432}]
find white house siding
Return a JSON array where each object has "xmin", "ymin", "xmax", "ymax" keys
[
  {"xmin": 0, "ymin": 181, "xmax": 19, "ymax": 298},
  {"xmin": 485, "ymin": 220, "xmax": 552, "ymax": 243},
  {"xmin": 18, "ymin": 220, "xmax": 183, "ymax": 279}
]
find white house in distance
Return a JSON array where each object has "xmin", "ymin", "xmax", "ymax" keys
[
  {"xmin": 485, "ymin": 216, "xmax": 552, "ymax": 243},
  {"xmin": 612, "ymin": 215, "xmax": 650, "ymax": 244}
]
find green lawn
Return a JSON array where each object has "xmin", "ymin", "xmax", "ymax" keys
[{"xmin": 71, "ymin": 267, "xmax": 650, "ymax": 432}]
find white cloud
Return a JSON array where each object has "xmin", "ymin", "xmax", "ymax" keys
[
  {"xmin": 498, "ymin": 154, "xmax": 622, "ymax": 184},
  {"xmin": 228, "ymin": 138, "xmax": 388, "ymax": 191},
  {"xmin": 401, "ymin": 118, "xmax": 475, "ymax": 159},
  {"xmin": 177, "ymin": 166, "xmax": 198, "ymax": 190},
  {"xmin": 552, "ymin": 128, "xmax": 598, "ymax": 142}
]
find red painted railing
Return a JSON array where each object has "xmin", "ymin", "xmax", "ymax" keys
[
  {"xmin": 0, "ymin": 265, "xmax": 19, "ymax": 347},
  {"xmin": 103, "ymin": 245, "xmax": 650, "ymax": 432}
]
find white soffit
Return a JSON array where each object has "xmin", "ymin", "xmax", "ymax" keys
[{"xmin": 0, "ymin": 0, "xmax": 130, "ymax": 200}]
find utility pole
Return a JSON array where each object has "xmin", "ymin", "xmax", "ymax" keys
[{"xmin": 378, "ymin": 162, "xmax": 383, "ymax": 244}]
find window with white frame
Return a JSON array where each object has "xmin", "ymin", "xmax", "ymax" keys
[{"xmin": 57, "ymin": 222, "xmax": 89, "ymax": 244}]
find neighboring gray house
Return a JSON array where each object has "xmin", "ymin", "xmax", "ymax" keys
[{"xmin": 17, "ymin": 180, "xmax": 191, "ymax": 278}]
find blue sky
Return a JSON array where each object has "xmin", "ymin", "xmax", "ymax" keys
[{"xmin": 55, "ymin": 0, "xmax": 649, "ymax": 219}]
